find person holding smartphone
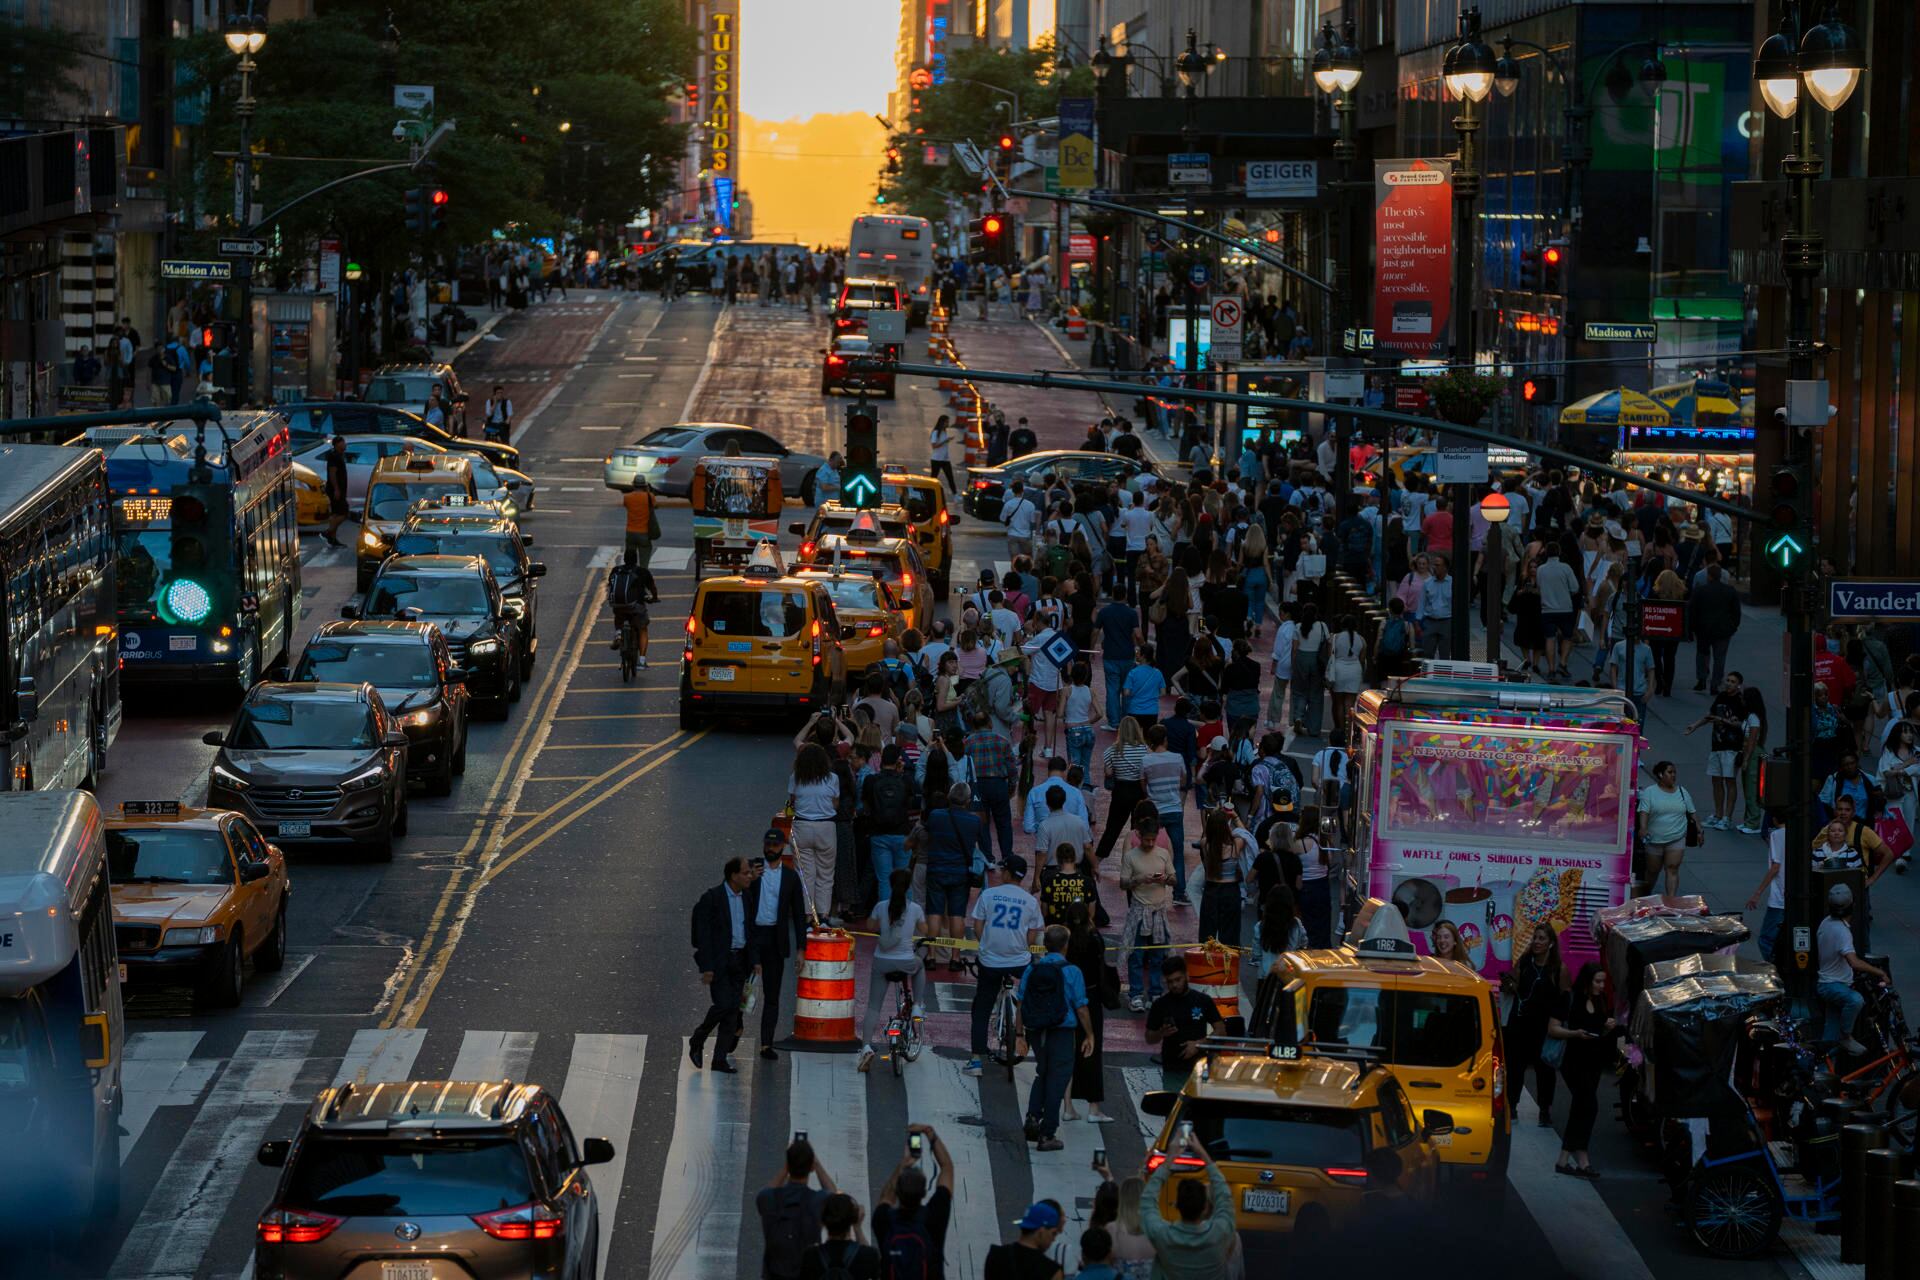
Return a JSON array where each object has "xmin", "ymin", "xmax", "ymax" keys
[
  {"xmin": 1547, "ymin": 962, "xmax": 1623, "ymax": 1179},
  {"xmin": 873, "ymin": 1125, "xmax": 954, "ymax": 1278}
]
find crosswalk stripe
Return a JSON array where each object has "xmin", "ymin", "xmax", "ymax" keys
[
  {"xmin": 1122, "ymin": 1065, "xmax": 1163, "ymax": 1142},
  {"xmin": 650, "ymin": 1040, "xmax": 757, "ymax": 1279},
  {"xmin": 789, "ymin": 1052, "xmax": 872, "ymax": 1215},
  {"xmin": 450, "ymin": 1029, "xmax": 539, "ymax": 1082},
  {"xmin": 1015, "ymin": 1056, "xmax": 1106, "ymax": 1227},
  {"xmin": 903, "ymin": 1054, "xmax": 1001, "ymax": 1278},
  {"xmin": 121, "ymin": 1031, "xmax": 216, "ymax": 1164},
  {"xmin": 332, "ymin": 1027, "xmax": 428, "ymax": 1087},
  {"xmin": 110, "ymin": 1029, "xmax": 317, "ymax": 1279},
  {"xmin": 556, "ymin": 1034, "xmax": 648, "ymax": 1279}
]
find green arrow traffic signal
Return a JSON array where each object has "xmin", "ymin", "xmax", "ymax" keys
[
  {"xmin": 844, "ymin": 404, "xmax": 880, "ymax": 509},
  {"xmin": 843, "ymin": 472, "xmax": 878, "ymax": 505},
  {"xmin": 1765, "ymin": 531, "xmax": 1806, "ymax": 568}
]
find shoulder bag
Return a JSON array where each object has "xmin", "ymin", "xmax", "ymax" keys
[{"xmin": 1683, "ymin": 786, "xmax": 1703, "ymax": 847}]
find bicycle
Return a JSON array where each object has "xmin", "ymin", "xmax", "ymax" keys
[
  {"xmin": 878, "ymin": 942, "xmax": 931, "ymax": 1077},
  {"xmin": 954, "ymin": 952, "xmax": 1023, "ymax": 1083},
  {"xmin": 618, "ymin": 615, "xmax": 640, "ymax": 683}
]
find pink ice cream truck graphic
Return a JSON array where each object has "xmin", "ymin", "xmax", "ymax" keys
[{"xmin": 1351, "ymin": 674, "xmax": 1643, "ymax": 982}]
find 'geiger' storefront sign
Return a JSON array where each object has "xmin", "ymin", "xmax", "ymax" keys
[{"xmin": 707, "ymin": 8, "xmax": 736, "ymax": 175}]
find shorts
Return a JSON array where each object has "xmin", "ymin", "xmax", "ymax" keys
[
  {"xmin": 1706, "ymin": 750, "xmax": 1737, "ymax": 779},
  {"xmin": 1025, "ymin": 684, "xmax": 1060, "ymax": 714},
  {"xmin": 1541, "ymin": 611, "xmax": 1576, "ymax": 640},
  {"xmin": 925, "ymin": 878, "xmax": 971, "ymax": 916}
]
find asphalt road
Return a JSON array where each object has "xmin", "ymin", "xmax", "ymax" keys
[{"xmin": 77, "ymin": 294, "xmax": 1810, "ymax": 1280}]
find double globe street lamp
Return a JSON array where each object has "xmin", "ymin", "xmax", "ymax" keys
[
  {"xmin": 224, "ymin": 8, "xmax": 268, "ymax": 407},
  {"xmin": 1312, "ymin": 20, "xmax": 1364, "ymax": 505}
]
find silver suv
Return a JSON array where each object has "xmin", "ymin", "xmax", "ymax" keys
[
  {"xmin": 255, "ymin": 1079, "xmax": 614, "ymax": 1280},
  {"xmin": 364, "ymin": 363, "xmax": 469, "ymax": 429}
]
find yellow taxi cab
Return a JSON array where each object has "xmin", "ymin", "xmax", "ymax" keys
[
  {"xmin": 104, "ymin": 800, "xmax": 291, "ymax": 1008},
  {"xmin": 1139, "ymin": 1035, "xmax": 1447, "ymax": 1247},
  {"xmin": 357, "ymin": 453, "xmax": 479, "ymax": 589},
  {"xmin": 292, "ymin": 459, "xmax": 329, "ymax": 531},
  {"xmin": 679, "ymin": 542, "xmax": 849, "ymax": 730},
  {"xmin": 403, "ymin": 496, "xmax": 526, "ymax": 533},
  {"xmin": 1249, "ymin": 901, "xmax": 1511, "ymax": 1212},
  {"xmin": 881, "ymin": 471, "xmax": 956, "ymax": 599},
  {"xmin": 790, "ymin": 502, "xmax": 913, "ymax": 562},
  {"xmin": 811, "ymin": 529, "xmax": 935, "ymax": 634},
  {"xmin": 788, "ymin": 562, "xmax": 907, "ymax": 677}
]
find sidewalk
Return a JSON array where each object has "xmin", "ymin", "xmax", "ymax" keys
[{"xmin": 943, "ymin": 309, "xmax": 1124, "ymax": 452}]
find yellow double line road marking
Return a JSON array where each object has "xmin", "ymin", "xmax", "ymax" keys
[{"xmin": 379, "ymin": 570, "xmax": 705, "ymax": 1029}]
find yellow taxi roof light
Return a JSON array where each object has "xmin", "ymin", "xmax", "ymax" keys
[
  {"xmin": 746, "ymin": 541, "xmax": 784, "ymax": 576},
  {"xmin": 1352, "ymin": 904, "xmax": 1418, "ymax": 959}
]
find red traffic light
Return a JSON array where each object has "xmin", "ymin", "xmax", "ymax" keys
[
  {"xmin": 430, "ymin": 189, "xmax": 449, "ymax": 206},
  {"xmin": 997, "ymin": 133, "xmax": 1015, "ymax": 151},
  {"xmin": 1541, "ymin": 245, "xmax": 1562, "ymax": 266},
  {"xmin": 983, "ymin": 215, "xmax": 1004, "ymax": 235}
]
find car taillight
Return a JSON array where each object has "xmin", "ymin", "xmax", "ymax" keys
[
  {"xmin": 1490, "ymin": 1029, "xmax": 1506, "ymax": 1106},
  {"xmin": 1323, "ymin": 1167, "xmax": 1370, "ymax": 1184},
  {"xmin": 900, "ymin": 571, "xmax": 913, "ymax": 590},
  {"xmin": 800, "ymin": 541, "xmax": 816, "ymax": 559},
  {"xmin": 937, "ymin": 509, "xmax": 949, "ymax": 525},
  {"xmin": 972, "ymin": 479, "xmax": 991, "ymax": 490},
  {"xmin": 1143, "ymin": 1153, "xmax": 1209, "ymax": 1174},
  {"xmin": 472, "ymin": 1201, "xmax": 564, "ymax": 1241},
  {"xmin": 684, "ymin": 616, "xmax": 698, "ymax": 635},
  {"xmin": 811, "ymin": 617, "xmax": 823, "ymax": 665},
  {"xmin": 257, "ymin": 1209, "xmax": 344, "ymax": 1245},
  {"xmin": 867, "ymin": 624, "xmax": 885, "ymax": 637}
]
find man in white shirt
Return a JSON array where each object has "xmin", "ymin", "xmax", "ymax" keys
[
  {"xmin": 1416, "ymin": 558, "xmax": 1454, "ymax": 658},
  {"xmin": 966, "ymin": 855, "xmax": 1043, "ymax": 1075},
  {"xmin": 1023, "ymin": 757, "xmax": 1090, "ymax": 833},
  {"xmin": 1533, "ymin": 546, "xmax": 1584, "ymax": 676},
  {"xmin": 1001, "ymin": 478, "xmax": 1040, "ymax": 561},
  {"xmin": 986, "ymin": 591, "xmax": 1022, "ymax": 648},
  {"xmin": 1034, "ymin": 782, "xmax": 1094, "ymax": 863},
  {"xmin": 1116, "ymin": 491, "xmax": 1153, "ymax": 605},
  {"xmin": 1816, "ymin": 883, "xmax": 1886, "ymax": 1056}
]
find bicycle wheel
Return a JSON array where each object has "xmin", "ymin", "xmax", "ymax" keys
[
  {"xmin": 1881, "ymin": 1066, "xmax": 1920, "ymax": 1152},
  {"xmin": 889, "ymin": 1020, "xmax": 904, "ymax": 1078},
  {"xmin": 1686, "ymin": 1163, "xmax": 1782, "ymax": 1259}
]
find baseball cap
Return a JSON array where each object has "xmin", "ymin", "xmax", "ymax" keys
[
  {"xmin": 763, "ymin": 827, "xmax": 788, "ymax": 849},
  {"xmin": 1208, "ymin": 735, "xmax": 1230, "ymax": 751},
  {"xmin": 999, "ymin": 853, "xmax": 1029, "ymax": 878},
  {"xmin": 1016, "ymin": 1202, "xmax": 1064, "ymax": 1231}
]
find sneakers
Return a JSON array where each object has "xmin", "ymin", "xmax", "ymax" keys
[
  {"xmin": 1129, "ymin": 996, "xmax": 1147, "ymax": 1013},
  {"xmin": 963, "ymin": 1058, "xmax": 983, "ymax": 1077},
  {"xmin": 636, "ymin": 655, "xmax": 647, "ymax": 668},
  {"xmin": 857, "ymin": 1046, "xmax": 875, "ymax": 1073},
  {"xmin": 1737, "ymin": 824, "xmax": 1764, "ymax": 836},
  {"xmin": 1035, "ymin": 1137, "xmax": 1065, "ymax": 1152}
]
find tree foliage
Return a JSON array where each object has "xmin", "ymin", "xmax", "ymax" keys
[
  {"xmin": 878, "ymin": 41, "xmax": 1095, "ymax": 223},
  {"xmin": 172, "ymin": 0, "xmax": 695, "ymax": 274},
  {"xmin": 0, "ymin": 19, "xmax": 88, "ymax": 122}
]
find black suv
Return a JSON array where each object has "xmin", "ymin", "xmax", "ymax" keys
[
  {"xmin": 291, "ymin": 621, "xmax": 471, "ymax": 795},
  {"xmin": 346, "ymin": 555, "xmax": 525, "ymax": 719},
  {"xmin": 254, "ymin": 1079, "xmax": 614, "ymax": 1280},
  {"xmin": 394, "ymin": 518, "xmax": 545, "ymax": 677},
  {"xmin": 278, "ymin": 401, "xmax": 521, "ymax": 470}
]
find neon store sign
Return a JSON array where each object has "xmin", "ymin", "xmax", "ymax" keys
[{"xmin": 707, "ymin": 9, "xmax": 736, "ymax": 176}]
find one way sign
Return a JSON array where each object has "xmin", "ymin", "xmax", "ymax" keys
[{"xmin": 219, "ymin": 238, "xmax": 268, "ymax": 256}]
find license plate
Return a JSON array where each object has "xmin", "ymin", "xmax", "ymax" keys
[
  {"xmin": 1242, "ymin": 1188, "xmax": 1291, "ymax": 1215},
  {"xmin": 382, "ymin": 1264, "xmax": 433, "ymax": 1280},
  {"xmin": 169, "ymin": 635, "xmax": 198, "ymax": 651},
  {"xmin": 277, "ymin": 821, "xmax": 312, "ymax": 838},
  {"xmin": 706, "ymin": 666, "xmax": 736, "ymax": 682}
]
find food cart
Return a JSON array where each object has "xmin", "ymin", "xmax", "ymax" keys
[
  {"xmin": 689, "ymin": 455, "xmax": 784, "ymax": 579},
  {"xmin": 1611, "ymin": 379, "xmax": 1755, "ymax": 500}
]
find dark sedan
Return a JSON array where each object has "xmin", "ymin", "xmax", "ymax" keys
[
  {"xmin": 820, "ymin": 334, "xmax": 897, "ymax": 398},
  {"xmin": 962, "ymin": 449, "xmax": 1162, "ymax": 521}
]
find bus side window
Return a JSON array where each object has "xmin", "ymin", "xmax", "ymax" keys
[{"xmin": 76, "ymin": 870, "xmax": 114, "ymax": 1013}]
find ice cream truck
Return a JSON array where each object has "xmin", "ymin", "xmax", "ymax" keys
[{"xmin": 1351, "ymin": 666, "xmax": 1643, "ymax": 983}]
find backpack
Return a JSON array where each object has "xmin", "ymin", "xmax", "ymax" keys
[
  {"xmin": 1042, "ymin": 541, "xmax": 1074, "ymax": 582},
  {"xmin": 1019, "ymin": 958, "xmax": 1068, "ymax": 1029},
  {"xmin": 1380, "ymin": 615, "xmax": 1410, "ymax": 655},
  {"xmin": 815, "ymin": 1241, "xmax": 864, "ymax": 1280},
  {"xmin": 904, "ymin": 652, "xmax": 936, "ymax": 701},
  {"xmin": 761, "ymin": 1183, "xmax": 818, "ymax": 1270},
  {"xmin": 607, "ymin": 567, "xmax": 646, "ymax": 608},
  {"xmin": 881, "ymin": 1212, "xmax": 935, "ymax": 1280},
  {"xmin": 1342, "ymin": 520, "xmax": 1370, "ymax": 563},
  {"xmin": 870, "ymin": 771, "xmax": 911, "ymax": 828},
  {"xmin": 161, "ymin": 344, "xmax": 182, "ymax": 374},
  {"xmin": 961, "ymin": 668, "xmax": 1003, "ymax": 724}
]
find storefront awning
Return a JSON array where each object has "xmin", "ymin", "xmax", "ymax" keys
[{"xmin": 1559, "ymin": 387, "xmax": 1673, "ymax": 428}]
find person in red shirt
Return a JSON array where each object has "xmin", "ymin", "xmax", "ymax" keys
[
  {"xmin": 1420, "ymin": 495, "xmax": 1455, "ymax": 564},
  {"xmin": 1814, "ymin": 632, "xmax": 1857, "ymax": 706}
]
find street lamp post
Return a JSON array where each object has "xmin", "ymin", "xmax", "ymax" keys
[
  {"xmin": 1443, "ymin": 7, "xmax": 1494, "ymax": 659},
  {"xmin": 1313, "ymin": 19, "xmax": 1364, "ymax": 514},
  {"xmin": 1479, "ymin": 492, "xmax": 1509, "ymax": 663},
  {"xmin": 1753, "ymin": 0, "xmax": 1866, "ymax": 997},
  {"xmin": 224, "ymin": 9, "xmax": 267, "ymax": 408},
  {"xmin": 1175, "ymin": 30, "xmax": 1216, "ymax": 462}
]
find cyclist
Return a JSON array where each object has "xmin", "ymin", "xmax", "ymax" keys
[
  {"xmin": 606, "ymin": 548, "xmax": 659, "ymax": 663},
  {"xmin": 855, "ymin": 868, "xmax": 928, "ymax": 1073},
  {"xmin": 965, "ymin": 853, "xmax": 1042, "ymax": 1077}
]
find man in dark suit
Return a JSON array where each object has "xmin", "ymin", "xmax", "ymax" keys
[
  {"xmin": 689, "ymin": 857, "xmax": 757, "ymax": 1073},
  {"xmin": 746, "ymin": 828, "xmax": 811, "ymax": 1059}
]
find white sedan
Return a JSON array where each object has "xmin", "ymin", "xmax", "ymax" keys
[{"xmin": 293, "ymin": 437, "xmax": 535, "ymax": 517}]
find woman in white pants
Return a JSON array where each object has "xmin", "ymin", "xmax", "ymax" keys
[{"xmin": 788, "ymin": 742, "xmax": 841, "ymax": 917}]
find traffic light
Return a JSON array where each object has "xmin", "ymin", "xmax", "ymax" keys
[
  {"xmin": 1541, "ymin": 242, "xmax": 1565, "ymax": 292},
  {"xmin": 428, "ymin": 187, "xmax": 449, "ymax": 232},
  {"xmin": 1517, "ymin": 374, "xmax": 1558, "ymax": 404},
  {"xmin": 404, "ymin": 186, "xmax": 425, "ymax": 234},
  {"xmin": 1764, "ymin": 461, "xmax": 1811, "ymax": 569},
  {"xmin": 843, "ymin": 404, "xmax": 880, "ymax": 509},
  {"xmin": 969, "ymin": 211, "xmax": 1009, "ymax": 267},
  {"xmin": 997, "ymin": 132, "xmax": 1016, "ymax": 154},
  {"xmin": 1517, "ymin": 248, "xmax": 1541, "ymax": 292},
  {"xmin": 163, "ymin": 483, "xmax": 232, "ymax": 626}
]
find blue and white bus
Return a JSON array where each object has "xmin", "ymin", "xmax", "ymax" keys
[
  {"xmin": 103, "ymin": 413, "xmax": 301, "ymax": 691},
  {"xmin": 0, "ymin": 444, "xmax": 121, "ymax": 791}
]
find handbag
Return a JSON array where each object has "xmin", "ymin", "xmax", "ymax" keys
[
  {"xmin": 1539, "ymin": 1033, "xmax": 1567, "ymax": 1070},
  {"xmin": 1298, "ymin": 552, "xmax": 1327, "ymax": 579},
  {"xmin": 1683, "ymin": 789, "xmax": 1703, "ymax": 848},
  {"xmin": 1876, "ymin": 809, "xmax": 1915, "ymax": 860}
]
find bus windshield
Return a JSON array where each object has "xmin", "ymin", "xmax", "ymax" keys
[
  {"xmin": 294, "ymin": 641, "xmax": 440, "ymax": 689},
  {"xmin": 230, "ymin": 700, "xmax": 379, "ymax": 750},
  {"xmin": 367, "ymin": 574, "xmax": 491, "ymax": 617},
  {"xmin": 106, "ymin": 828, "xmax": 233, "ymax": 885},
  {"xmin": 367, "ymin": 481, "xmax": 464, "ymax": 521}
]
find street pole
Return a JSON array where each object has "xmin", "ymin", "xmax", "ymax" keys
[
  {"xmin": 1448, "ymin": 86, "xmax": 1481, "ymax": 661},
  {"xmin": 1485, "ymin": 521, "xmax": 1504, "ymax": 664},
  {"xmin": 1327, "ymin": 40, "xmax": 1358, "ymax": 510},
  {"xmin": 233, "ymin": 56, "xmax": 257, "ymax": 408}
]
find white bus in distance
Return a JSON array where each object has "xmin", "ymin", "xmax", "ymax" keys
[
  {"xmin": 0, "ymin": 790, "xmax": 123, "ymax": 1249},
  {"xmin": 847, "ymin": 214, "xmax": 935, "ymax": 326}
]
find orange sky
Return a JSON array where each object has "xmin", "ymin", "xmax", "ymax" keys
[{"xmin": 739, "ymin": 112, "xmax": 888, "ymax": 247}]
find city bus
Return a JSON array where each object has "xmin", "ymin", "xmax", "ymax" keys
[
  {"xmin": 847, "ymin": 214, "xmax": 936, "ymax": 325},
  {"xmin": 0, "ymin": 790, "xmax": 123, "ymax": 1242},
  {"xmin": 0, "ymin": 444, "xmax": 121, "ymax": 791},
  {"xmin": 1351, "ymin": 664, "xmax": 1641, "ymax": 983},
  {"xmin": 103, "ymin": 413, "xmax": 301, "ymax": 691}
]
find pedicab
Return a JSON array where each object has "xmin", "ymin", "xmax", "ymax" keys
[{"xmin": 690, "ymin": 455, "xmax": 783, "ymax": 579}]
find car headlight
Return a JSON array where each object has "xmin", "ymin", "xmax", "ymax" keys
[
  {"xmin": 163, "ymin": 925, "xmax": 221, "ymax": 946},
  {"xmin": 403, "ymin": 707, "xmax": 441, "ymax": 727},
  {"xmin": 360, "ymin": 529, "xmax": 386, "ymax": 550},
  {"xmin": 342, "ymin": 765, "xmax": 389, "ymax": 791},
  {"xmin": 210, "ymin": 762, "xmax": 250, "ymax": 791},
  {"xmin": 468, "ymin": 639, "xmax": 502, "ymax": 655}
]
